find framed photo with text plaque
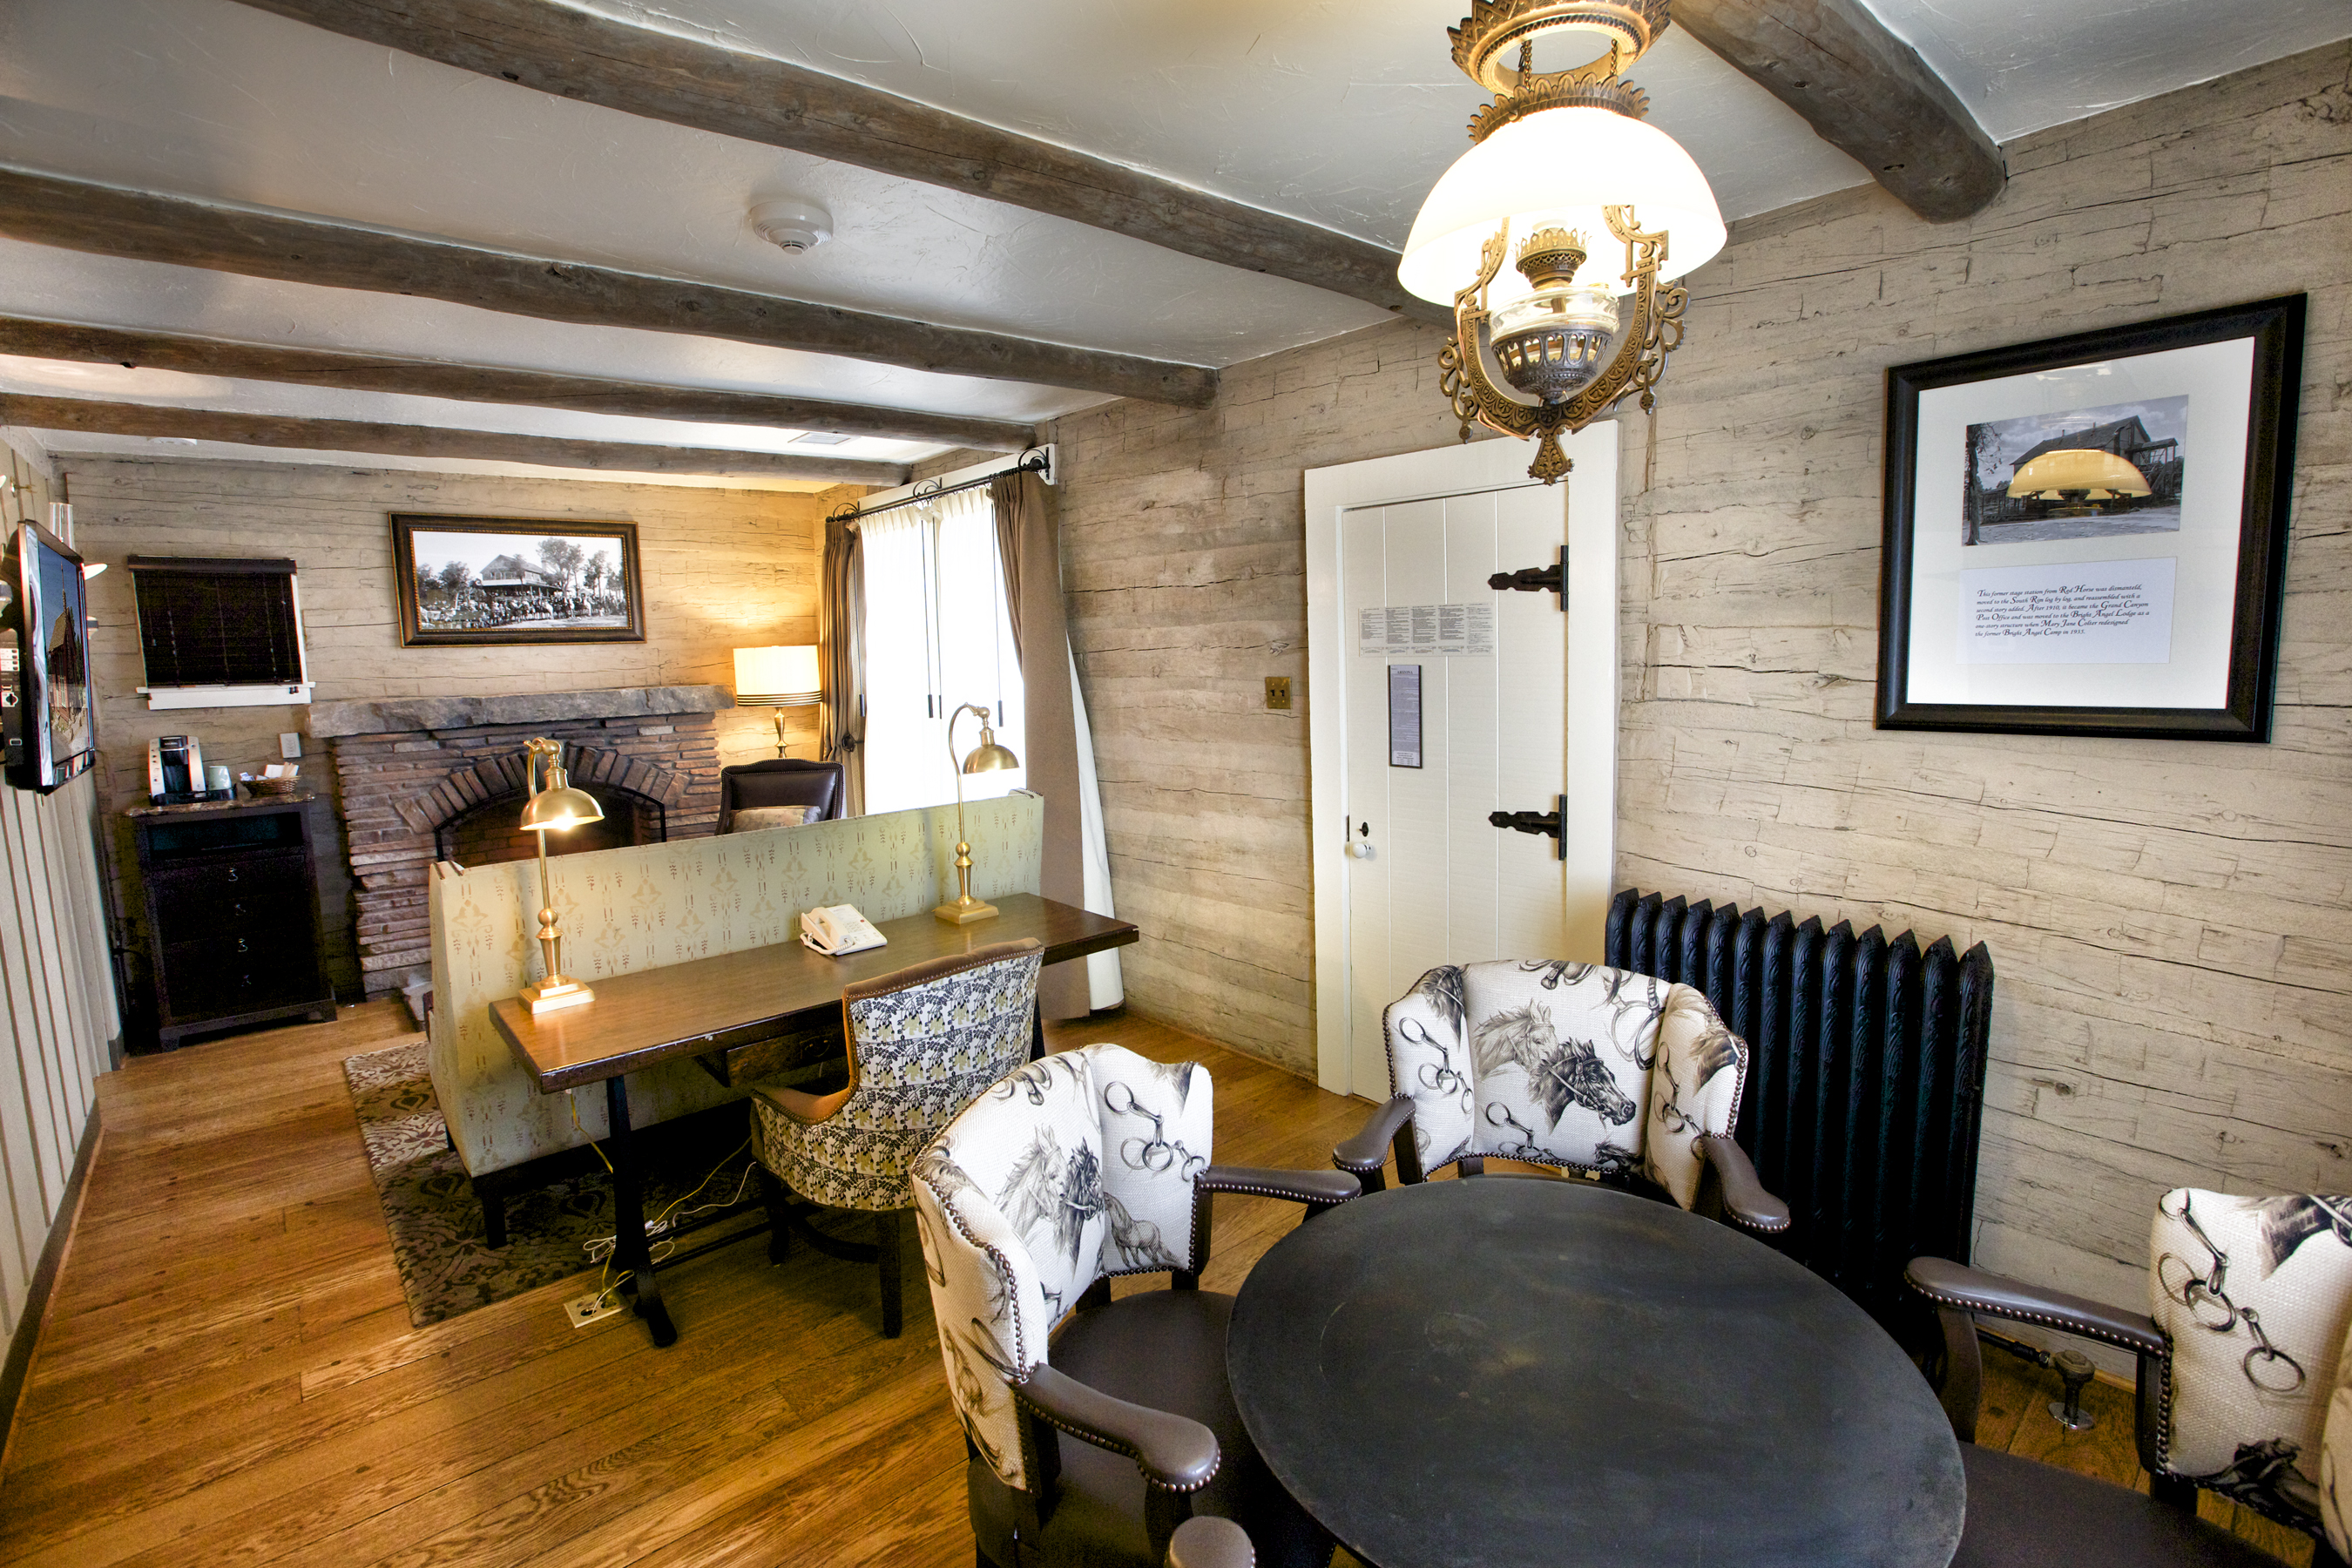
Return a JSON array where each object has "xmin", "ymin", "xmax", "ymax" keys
[{"xmin": 1876, "ymin": 295, "xmax": 2302, "ymax": 741}]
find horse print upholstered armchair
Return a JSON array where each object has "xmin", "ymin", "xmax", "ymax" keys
[
  {"xmin": 1332, "ymin": 961, "xmax": 1789, "ymax": 1235},
  {"xmin": 751, "ymin": 939, "xmax": 1042, "ymax": 1338},
  {"xmin": 912, "ymin": 1043, "xmax": 1359, "ymax": 1568},
  {"xmin": 1909, "ymin": 1189, "xmax": 2352, "ymax": 1567}
]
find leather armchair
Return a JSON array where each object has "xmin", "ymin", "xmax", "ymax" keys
[
  {"xmin": 750, "ymin": 940, "xmax": 1042, "ymax": 1337},
  {"xmin": 1332, "ymin": 960, "xmax": 1789, "ymax": 1236},
  {"xmin": 716, "ymin": 757, "xmax": 846, "ymax": 832},
  {"xmin": 913, "ymin": 1044, "xmax": 1357, "ymax": 1568},
  {"xmin": 1908, "ymin": 1186, "xmax": 2352, "ymax": 1567}
]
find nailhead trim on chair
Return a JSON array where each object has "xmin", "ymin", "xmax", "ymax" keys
[
  {"xmin": 918, "ymin": 1166, "xmax": 1032, "ymax": 1376},
  {"xmin": 1196, "ymin": 1179, "xmax": 1329, "ymax": 1201},
  {"xmin": 1909, "ymin": 1281, "xmax": 2166, "ymax": 1356},
  {"xmin": 1009, "ymin": 1381, "xmax": 1224, "ymax": 1494}
]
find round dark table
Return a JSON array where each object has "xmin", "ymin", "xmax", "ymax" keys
[{"xmin": 1227, "ymin": 1179, "xmax": 1963, "ymax": 1568}]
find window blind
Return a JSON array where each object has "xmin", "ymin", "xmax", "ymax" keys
[{"xmin": 128, "ymin": 557, "xmax": 306, "ymax": 688}]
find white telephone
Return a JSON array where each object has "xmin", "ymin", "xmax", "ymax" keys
[{"xmin": 801, "ymin": 903, "xmax": 887, "ymax": 957}]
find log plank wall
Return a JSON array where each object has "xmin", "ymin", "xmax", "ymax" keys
[{"xmin": 1048, "ymin": 43, "xmax": 2352, "ymax": 1303}]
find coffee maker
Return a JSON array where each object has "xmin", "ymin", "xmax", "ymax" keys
[{"xmin": 147, "ymin": 735, "xmax": 226, "ymax": 805}]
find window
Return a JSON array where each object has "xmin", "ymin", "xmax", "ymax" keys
[
  {"xmin": 129, "ymin": 557, "xmax": 314, "ymax": 709},
  {"xmin": 859, "ymin": 487, "xmax": 1024, "ymax": 814}
]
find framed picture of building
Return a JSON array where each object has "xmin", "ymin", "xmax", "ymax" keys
[
  {"xmin": 389, "ymin": 515, "xmax": 645, "ymax": 647},
  {"xmin": 1876, "ymin": 295, "xmax": 2304, "ymax": 741}
]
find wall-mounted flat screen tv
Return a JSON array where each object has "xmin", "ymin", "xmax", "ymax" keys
[{"xmin": 3, "ymin": 521, "xmax": 98, "ymax": 793}]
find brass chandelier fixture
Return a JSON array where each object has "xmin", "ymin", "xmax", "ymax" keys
[{"xmin": 1402, "ymin": 0, "xmax": 1726, "ymax": 483}]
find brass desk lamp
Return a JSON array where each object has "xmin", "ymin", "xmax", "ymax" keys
[
  {"xmin": 517, "ymin": 737, "xmax": 604, "ymax": 1013},
  {"xmin": 935, "ymin": 703, "xmax": 1019, "ymax": 924}
]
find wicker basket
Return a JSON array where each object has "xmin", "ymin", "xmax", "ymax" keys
[{"xmin": 243, "ymin": 775, "xmax": 304, "ymax": 798}]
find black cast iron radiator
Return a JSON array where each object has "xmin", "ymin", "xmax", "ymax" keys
[{"xmin": 1605, "ymin": 888, "xmax": 1995, "ymax": 1335}]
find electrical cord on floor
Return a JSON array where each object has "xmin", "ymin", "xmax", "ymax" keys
[{"xmin": 574, "ymin": 1135, "xmax": 758, "ymax": 1311}]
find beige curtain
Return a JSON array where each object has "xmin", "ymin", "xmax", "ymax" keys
[
  {"xmin": 991, "ymin": 470, "xmax": 1093, "ymax": 1018},
  {"xmin": 819, "ymin": 514, "xmax": 867, "ymax": 815},
  {"xmin": 990, "ymin": 471, "xmax": 1025, "ymax": 664}
]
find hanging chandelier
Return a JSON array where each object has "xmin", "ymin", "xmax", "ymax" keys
[{"xmin": 1402, "ymin": 0, "xmax": 1725, "ymax": 483}]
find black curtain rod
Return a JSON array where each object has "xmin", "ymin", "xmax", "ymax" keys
[{"xmin": 828, "ymin": 449, "xmax": 1048, "ymax": 524}]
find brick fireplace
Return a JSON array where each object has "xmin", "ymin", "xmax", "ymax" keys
[{"xmin": 310, "ymin": 686, "xmax": 727, "ymax": 996}]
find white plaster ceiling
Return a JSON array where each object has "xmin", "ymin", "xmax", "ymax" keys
[
  {"xmin": 1865, "ymin": 0, "xmax": 2352, "ymax": 144},
  {"xmin": 0, "ymin": 0, "xmax": 2345, "ymax": 478}
]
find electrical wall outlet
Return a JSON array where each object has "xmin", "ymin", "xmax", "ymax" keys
[
  {"xmin": 564, "ymin": 1290, "xmax": 625, "ymax": 1328},
  {"xmin": 1264, "ymin": 676, "xmax": 1292, "ymax": 711},
  {"xmin": 279, "ymin": 732, "xmax": 303, "ymax": 760}
]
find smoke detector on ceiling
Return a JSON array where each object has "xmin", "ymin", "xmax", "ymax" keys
[{"xmin": 749, "ymin": 199, "xmax": 833, "ymax": 255}]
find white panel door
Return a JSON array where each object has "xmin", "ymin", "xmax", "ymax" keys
[{"xmin": 1339, "ymin": 485, "xmax": 1567, "ymax": 1098}]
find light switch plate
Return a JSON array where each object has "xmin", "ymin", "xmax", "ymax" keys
[
  {"xmin": 279, "ymin": 732, "xmax": 303, "ymax": 759},
  {"xmin": 1264, "ymin": 676, "xmax": 1292, "ymax": 711}
]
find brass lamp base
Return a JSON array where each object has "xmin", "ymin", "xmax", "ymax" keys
[
  {"xmin": 934, "ymin": 898, "xmax": 999, "ymax": 926},
  {"xmin": 520, "ymin": 976, "xmax": 595, "ymax": 1014}
]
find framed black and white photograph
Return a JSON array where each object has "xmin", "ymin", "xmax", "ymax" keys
[
  {"xmin": 1877, "ymin": 295, "xmax": 2303, "ymax": 741},
  {"xmin": 389, "ymin": 515, "xmax": 645, "ymax": 647}
]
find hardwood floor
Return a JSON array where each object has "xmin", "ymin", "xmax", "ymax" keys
[{"xmin": 0, "ymin": 1000, "xmax": 2312, "ymax": 1566}]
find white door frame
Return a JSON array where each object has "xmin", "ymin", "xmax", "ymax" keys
[{"xmin": 1304, "ymin": 429, "xmax": 1619, "ymax": 1096}]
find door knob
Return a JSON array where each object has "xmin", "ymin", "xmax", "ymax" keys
[
  {"xmin": 1489, "ymin": 794, "xmax": 1565, "ymax": 860},
  {"xmin": 1346, "ymin": 841, "xmax": 1376, "ymax": 860}
]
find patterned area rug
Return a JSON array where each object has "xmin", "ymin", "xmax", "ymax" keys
[{"xmin": 343, "ymin": 1041, "xmax": 760, "ymax": 1328}]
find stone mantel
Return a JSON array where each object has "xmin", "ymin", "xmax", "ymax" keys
[{"xmin": 308, "ymin": 685, "xmax": 731, "ymax": 740}]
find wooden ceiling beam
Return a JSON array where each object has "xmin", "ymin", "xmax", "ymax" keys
[
  {"xmin": 0, "ymin": 395, "xmax": 910, "ymax": 485},
  {"xmin": 0, "ymin": 167, "xmax": 1217, "ymax": 408},
  {"xmin": 228, "ymin": 0, "xmax": 1441, "ymax": 325},
  {"xmin": 1673, "ymin": 0, "xmax": 2005, "ymax": 224},
  {"xmin": 0, "ymin": 316, "xmax": 1037, "ymax": 452}
]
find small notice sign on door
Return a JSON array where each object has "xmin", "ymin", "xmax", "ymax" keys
[
  {"xmin": 1357, "ymin": 603, "xmax": 1495, "ymax": 658},
  {"xmin": 1389, "ymin": 664, "xmax": 1422, "ymax": 768}
]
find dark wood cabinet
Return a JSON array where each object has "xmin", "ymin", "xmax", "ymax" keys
[{"xmin": 130, "ymin": 797, "xmax": 337, "ymax": 1049}]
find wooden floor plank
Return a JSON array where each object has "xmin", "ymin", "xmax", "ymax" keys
[{"xmin": 0, "ymin": 998, "xmax": 2313, "ymax": 1566}]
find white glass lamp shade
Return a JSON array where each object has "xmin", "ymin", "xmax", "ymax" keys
[
  {"xmin": 733, "ymin": 644, "xmax": 822, "ymax": 706},
  {"xmin": 1399, "ymin": 107, "xmax": 1727, "ymax": 307}
]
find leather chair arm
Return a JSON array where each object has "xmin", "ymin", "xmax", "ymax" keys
[
  {"xmin": 1905, "ymin": 1256, "xmax": 2166, "ymax": 1356},
  {"xmin": 1698, "ymin": 1135, "xmax": 1791, "ymax": 1234},
  {"xmin": 1166, "ymin": 1516, "xmax": 1254, "ymax": 1568},
  {"xmin": 751, "ymin": 1079, "xmax": 851, "ymax": 1125},
  {"xmin": 1195, "ymin": 1166, "xmax": 1361, "ymax": 1209},
  {"xmin": 1014, "ymin": 1364, "xmax": 1220, "ymax": 1493},
  {"xmin": 1333, "ymin": 1093, "xmax": 1415, "ymax": 1176}
]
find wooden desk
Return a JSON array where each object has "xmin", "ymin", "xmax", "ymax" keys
[
  {"xmin": 487, "ymin": 893, "xmax": 1137, "ymax": 1346},
  {"xmin": 491, "ymin": 892, "xmax": 1134, "ymax": 1092}
]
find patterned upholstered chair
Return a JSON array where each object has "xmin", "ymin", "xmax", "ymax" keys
[
  {"xmin": 1909, "ymin": 1188, "xmax": 2352, "ymax": 1567},
  {"xmin": 751, "ymin": 939, "xmax": 1043, "ymax": 1337},
  {"xmin": 1332, "ymin": 961, "xmax": 1789, "ymax": 1234},
  {"xmin": 913, "ymin": 1043, "xmax": 1359, "ymax": 1568}
]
